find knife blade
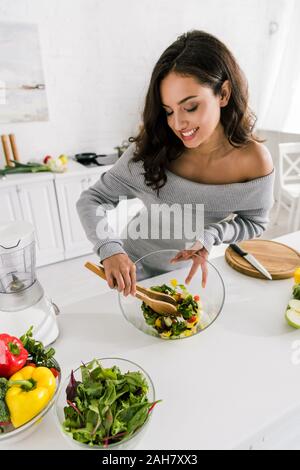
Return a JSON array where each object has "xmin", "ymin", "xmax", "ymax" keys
[{"xmin": 229, "ymin": 244, "xmax": 273, "ymax": 280}]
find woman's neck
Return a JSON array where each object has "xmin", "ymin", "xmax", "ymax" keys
[{"xmin": 186, "ymin": 124, "xmax": 232, "ymax": 161}]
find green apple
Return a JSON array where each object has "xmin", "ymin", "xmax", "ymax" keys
[
  {"xmin": 289, "ymin": 299, "xmax": 300, "ymax": 312},
  {"xmin": 285, "ymin": 307, "xmax": 300, "ymax": 329}
]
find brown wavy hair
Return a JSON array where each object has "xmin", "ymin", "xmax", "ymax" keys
[{"xmin": 129, "ymin": 30, "xmax": 262, "ymax": 192}]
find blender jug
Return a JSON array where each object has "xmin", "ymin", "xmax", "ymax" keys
[
  {"xmin": 0, "ymin": 222, "xmax": 36, "ymax": 294},
  {"xmin": 0, "ymin": 221, "xmax": 59, "ymax": 345}
]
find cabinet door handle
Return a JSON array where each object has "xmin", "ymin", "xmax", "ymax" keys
[{"xmin": 269, "ymin": 21, "xmax": 279, "ymax": 35}]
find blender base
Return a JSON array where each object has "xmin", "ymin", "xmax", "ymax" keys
[{"xmin": 0, "ymin": 293, "xmax": 59, "ymax": 346}]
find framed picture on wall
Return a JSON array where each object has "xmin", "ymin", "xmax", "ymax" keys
[{"xmin": 0, "ymin": 21, "xmax": 49, "ymax": 124}]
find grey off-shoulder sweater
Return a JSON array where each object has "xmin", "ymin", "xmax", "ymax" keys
[{"xmin": 77, "ymin": 143, "xmax": 275, "ymax": 267}]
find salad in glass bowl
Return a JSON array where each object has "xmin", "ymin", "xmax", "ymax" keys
[
  {"xmin": 0, "ymin": 327, "xmax": 61, "ymax": 444},
  {"xmin": 119, "ymin": 249, "xmax": 225, "ymax": 340},
  {"xmin": 55, "ymin": 358, "xmax": 160, "ymax": 450},
  {"xmin": 142, "ymin": 280, "xmax": 203, "ymax": 339}
]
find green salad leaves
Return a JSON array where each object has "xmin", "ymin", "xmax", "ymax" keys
[
  {"xmin": 19, "ymin": 326, "xmax": 57, "ymax": 368},
  {"xmin": 0, "ymin": 378, "xmax": 10, "ymax": 428},
  {"xmin": 62, "ymin": 359, "xmax": 160, "ymax": 447},
  {"xmin": 142, "ymin": 283, "xmax": 201, "ymax": 339}
]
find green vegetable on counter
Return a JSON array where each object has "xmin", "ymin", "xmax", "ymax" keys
[
  {"xmin": 0, "ymin": 378, "xmax": 8, "ymax": 401},
  {"xmin": 62, "ymin": 359, "xmax": 160, "ymax": 447},
  {"xmin": 19, "ymin": 326, "xmax": 57, "ymax": 369},
  {"xmin": 293, "ymin": 284, "xmax": 300, "ymax": 301},
  {"xmin": 0, "ymin": 160, "xmax": 50, "ymax": 176},
  {"xmin": 0, "ymin": 378, "xmax": 10, "ymax": 429}
]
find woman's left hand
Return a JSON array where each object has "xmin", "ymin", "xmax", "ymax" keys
[{"xmin": 170, "ymin": 241, "xmax": 209, "ymax": 288}]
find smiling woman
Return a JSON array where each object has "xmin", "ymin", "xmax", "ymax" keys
[
  {"xmin": 77, "ymin": 30, "xmax": 274, "ymax": 295},
  {"xmin": 161, "ymin": 78, "xmax": 228, "ymax": 144},
  {"xmin": 131, "ymin": 30, "xmax": 272, "ymax": 190}
]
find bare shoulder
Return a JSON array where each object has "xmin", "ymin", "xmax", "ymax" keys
[{"xmin": 236, "ymin": 141, "xmax": 274, "ymax": 181}]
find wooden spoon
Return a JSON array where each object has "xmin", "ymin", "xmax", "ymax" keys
[
  {"xmin": 85, "ymin": 262, "xmax": 176, "ymax": 303},
  {"xmin": 134, "ymin": 290, "xmax": 180, "ymax": 316},
  {"xmin": 85, "ymin": 261, "xmax": 179, "ymax": 316},
  {"xmin": 129, "ymin": 284, "xmax": 177, "ymax": 305}
]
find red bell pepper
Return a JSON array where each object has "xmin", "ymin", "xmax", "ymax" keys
[
  {"xmin": 187, "ymin": 315, "xmax": 197, "ymax": 323},
  {"xmin": 50, "ymin": 367, "xmax": 59, "ymax": 378},
  {"xmin": 0, "ymin": 334, "xmax": 28, "ymax": 378}
]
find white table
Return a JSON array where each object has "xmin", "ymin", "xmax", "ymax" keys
[{"xmin": 2, "ymin": 231, "xmax": 300, "ymax": 450}]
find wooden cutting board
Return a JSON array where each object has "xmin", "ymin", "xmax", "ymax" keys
[{"xmin": 225, "ymin": 240, "xmax": 300, "ymax": 280}]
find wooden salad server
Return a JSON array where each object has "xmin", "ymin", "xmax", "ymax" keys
[{"xmin": 85, "ymin": 261, "xmax": 179, "ymax": 316}]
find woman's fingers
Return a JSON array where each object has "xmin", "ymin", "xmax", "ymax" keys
[
  {"xmin": 185, "ymin": 255, "xmax": 202, "ymax": 284},
  {"xmin": 106, "ymin": 267, "xmax": 135, "ymax": 296},
  {"xmin": 106, "ymin": 271, "xmax": 116, "ymax": 290},
  {"xmin": 102, "ymin": 254, "xmax": 136, "ymax": 296},
  {"xmin": 197, "ymin": 249, "xmax": 209, "ymax": 288},
  {"xmin": 130, "ymin": 264, "xmax": 137, "ymax": 296},
  {"xmin": 185, "ymin": 251, "xmax": 208, "ymax": 287},
  {"xmin": 200, "ymin": 259, "xmax": 208, "ymax": 288},
  {"xmin": 170, "ymin": 250, "xmax": 197, "ymax": 263},
  {"xmin": 122, "ymin": 268, "xmax": 132, "ymax": 297},
  {"xmin": 114, "ymin": 271, "xmax": 126, "ymax": 293},
  {"xmin": 170, "ymin": 251, "xmax": 187, "ymax": 263},
  {"xmin": 170, "ymin": 254, "xmax": 182, "ymax": 263},
  {"xmin": 120, "ymin": 263, "xmax": 137, "ymax": 296}
]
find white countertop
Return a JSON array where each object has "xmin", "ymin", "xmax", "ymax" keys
[
  {"xmin": 0, "ymin": 159, "xmax": 113, "ymax": 187},
  {"xmin": 2, "ymin": 231, "xmax": 300, "ymax": 450},
  {"xmin": 54, "ymin": 159, "xmax": 113, "ymax": 179}
]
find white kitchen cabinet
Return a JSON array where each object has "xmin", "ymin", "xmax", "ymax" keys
[
  {"xmin": 0, "ymin": 161, "xmax": 137, "ymax": 266},
  {"xmin": 0, "ymin": 186, "xmax": 22, "ymax": 222},
  {"xmin": 55, "ymin": 175, "xmax": 94, "ymax": 259},
  {"xmin": 16, "ymin": 180, "xmax": 64, "ymax": 267}
]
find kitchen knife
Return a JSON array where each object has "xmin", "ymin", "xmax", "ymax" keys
[{"xmin": 229, "ymin": 244, "xmax": 273, "ymax": 280}]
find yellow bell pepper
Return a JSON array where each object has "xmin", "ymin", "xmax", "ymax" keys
[
  {"xmin": 161, "ymin": 330, "xmax": 172, "ymax": 338},
  {"xmin": 183, "ymin": 329, "xmax": 192, "ymax": 337},
  {"xmin": 6, "ymin": 366, "xmax": 56, "ymax": 428},
  {"xmin": 294, "ymin": 267, "xmax": 300, "ymax": 284}
]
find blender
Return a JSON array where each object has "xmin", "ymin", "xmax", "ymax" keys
[{"xmin": 0, "ymin": 221, "xmax": 59, "ymax": 345}]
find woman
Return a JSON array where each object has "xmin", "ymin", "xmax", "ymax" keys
[{"xmin": 77, "ymin": 30, "xmax": 274, "ymax": 296}]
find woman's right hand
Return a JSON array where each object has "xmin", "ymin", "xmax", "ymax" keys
[{"xmin": 102, "ymin": 253, "xmax": 136, "ymax": 297}]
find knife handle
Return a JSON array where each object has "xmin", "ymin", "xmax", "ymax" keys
[{"xmin": 229, "ymin": 244, "xmax": 248, "ymax": 257}]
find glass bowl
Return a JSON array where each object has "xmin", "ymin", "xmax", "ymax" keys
[
  {"xmin": 55, "ymin": 357, "xmax": 156, "ymax": 450},
  {"xmin": 0, "ymin": 359, "xmax": 61, "ymax": 446},
  {"xmin": 119, "ymin": 249, "xmax": 225, "ymax": 340}
]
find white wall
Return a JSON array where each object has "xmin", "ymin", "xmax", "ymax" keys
[
  {"xmin": 0, "ymin": 0, "xmax": 298, "ymax": 167},
  {"xmin": 0, "ymin": 0, "xmax": 185, "ymax": 164}
]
